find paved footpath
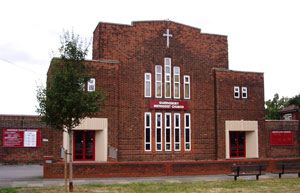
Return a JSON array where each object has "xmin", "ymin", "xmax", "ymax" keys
[{"xmin": 0, "ymin": 164, "xmax": 296, "ymax": 188}]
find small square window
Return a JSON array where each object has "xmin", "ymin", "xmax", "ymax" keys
[
  {"xmin": 88, "ymin": 78, "xmax": 95, "ymax": 92},
  {"xmin": 234, "ymin": 86, "xmax": 239, "ymax": 98},
  {"xmin": 242, "ymin": 87, "xmax": 247, "ymax": 99}
]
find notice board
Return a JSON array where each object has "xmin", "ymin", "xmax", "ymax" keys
[
  {"xmin": 2, "ymin": 129, "xmax": 41, "ymax": 148},
  {"xmin": 270, "ymin": 131, "xmax": 294, "ymax": 146}
]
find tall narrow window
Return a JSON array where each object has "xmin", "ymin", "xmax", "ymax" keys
[
  {"xmin": 242, "ymin": 87, "xmax": 247, "ymax": 99},
  {"xmin": 184, "ymin": 113, "xmax": 191, "ymax": 151},
  {"xmin": 145, "ymin": 112, "xmax": 151, "ymax": 151},
  {"xmin": 156, "ymin": 113, "xmax": 162, "ymax": 151},
  {"xmin": 165, "ymin": 58, "xmax": 171, "ymax": 98},
  {"xmin": 174, "ymin": 67, "xmax": 180, "ymax": 99},
  {"xmin": 174, "ymin": 113, "xmax": 181, "ymax": 151},
  {"xmin": 87, "ymin": 78, "xmax": 95, "ymax": 92},
  {"xmin": 165, "ymin": 113, "xmax": 172, "ymax": 151},
  {"xmin": 144, "ymin": 73, "xmax": 151, "ymax": 98},
  {"xmin": 155, "ymin": 66, "xmax": 162, "ymax": 98},
  {"xmin": 234, "ymin": 86, "xmax": 240, "ymax": 98},
  {"xmin": 184, "ymin": 75, "xmax": 190, "ymax": 99}
]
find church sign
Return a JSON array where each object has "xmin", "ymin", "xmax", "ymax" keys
[
  {"xmin": 2, "ymin": 129, "xmax": 42, "ymax": 148},
  {"xmin": 150, "ymin": 100, "xmax": 188, "ymax": 110}
]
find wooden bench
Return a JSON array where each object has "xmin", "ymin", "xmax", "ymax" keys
[
  {"xmin": 228, "ymin": 165, "xmax": 267, "ymax": 181},
  {"xmin": 272, "ymin": 163, "xmax": 300, "ymax": 178}
]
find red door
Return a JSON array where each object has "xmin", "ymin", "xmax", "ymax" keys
[
  {"xmin": 74, "ymin": 131, "xmax": 95, "ymax": 161},
  {"xmin": 230, "ymin": 131, "xmax": 246, "ymax": 158}
]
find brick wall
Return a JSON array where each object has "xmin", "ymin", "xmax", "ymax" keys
[
  {"xmin": 215, "ymin": 70, "xmax": 266, "ymax": 159},
  {"xmin": 43, "ymin": 156, "xmax": 300, "ymax": 178},
  {"xmin": 0, "ymin": 115, "xmax": 62, "ymax": 164},
  {"xmin": 92, "ymin": 21, "xmax": 229, "ymax": 162},
  {"xmin": 265, "ymin": 120, "xmax": 300, "ymax": 158}
]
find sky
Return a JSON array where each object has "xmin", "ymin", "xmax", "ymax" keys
[{"xmin": 0, "ymin": 0, "xmax": 299, "ymax": 115}]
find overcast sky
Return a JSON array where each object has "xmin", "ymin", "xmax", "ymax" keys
[{"xmin": 0, "ymin": 0, "xmax": 299, "ymax": 115}]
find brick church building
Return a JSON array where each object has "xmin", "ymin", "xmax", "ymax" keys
[
  {"xmin": 60, "ymin": 20, "xmax": 265, "ymax": 162},
  {"xmin": 1, "ymin": 21, "xmax": 299, "ymax": 177}
]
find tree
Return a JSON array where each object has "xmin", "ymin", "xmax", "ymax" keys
[
  {"xmin": 265, "ymin": 93, "xmax": 289, "ymax": 120},
  {"xmin": 37, "ymin": 31, "xmax": 105, "ymax": 192},
  {"xmin": 287, "ymin": 93, "xmax": 300, "ymax": 107}
]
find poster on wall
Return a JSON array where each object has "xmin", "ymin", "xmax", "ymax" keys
[
  {"xmin": 2, "ymin": 129, "xmax": 41, "ymax": 148},
  {"xmin": 270, "ymin": 131, "xmax": 294, "ymax": 146}
]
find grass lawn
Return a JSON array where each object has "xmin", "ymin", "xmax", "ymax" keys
[{"xmin": 1, "ymin": 178, "xmax": 300, "ymax": 193}]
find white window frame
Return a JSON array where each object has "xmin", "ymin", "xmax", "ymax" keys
[
  {"xmin": 144, "ymin": 112, "xmax": 151, "ymax": 151},
  {"xmin": 174, "ymin": 66, "xmax": 180, "ymax": 99},
  {"xmin": 155, "ymin": 113, "xmax": 163, "ymax": 151},
  {"xmin": 234, "ymin": 86, "xmax": 240, "ymax": 98},
  {"xmin": 242, "ymin": 87, "xmax": 247, "ymax": 99},
  {"xmin": 165, "ymin": 113, "xmax": 172, "ymax": 151},
  {"xmin": 284, "ymin": 113, "xmax": 292, "ymax": 120},
  {"xmin": 184, "ymin": 75, "xmax": 190, "ymax": 99},
  {"xmin": 164, "ymin": 58, "xmax": 171, "ymax": 98},
  {"xmin": 144, "ymin": 73, "xmax": 151, "ymax": 98},
  {"xmin": 155, "ymin": 65, "xmax": 162, "ymax": 98},
  {"xmin": 87, "ymin": 78, "xmax": 96, "ymax": 92},
  {"xmin": 184, "ymin": 113, "xmax": 191, "ymax": 151},
  {"xmin": 174, "ymin": 113, "xmax": 181, "ymax": 151}
]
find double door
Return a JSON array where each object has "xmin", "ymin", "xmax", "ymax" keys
[
  {"xmin": 230, "ymin": 131, "xmax": 245, "ymax": 158},
  {"xmin": 74, "ymin": 131, "xmax": 95, "ymax": 161}
]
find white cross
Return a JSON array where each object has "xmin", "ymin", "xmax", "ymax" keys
[{"xmin": 163, "ymin": 29, "xmax": 173, "ymax": 48}]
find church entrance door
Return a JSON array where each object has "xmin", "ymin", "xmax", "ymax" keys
[
  {"xmin": 230, "ymin": 131, "xmax": 245, "ymax": 158},
  {"xmin": 73, "ymin": 131, "xmax": 95, "ymax": 161}
]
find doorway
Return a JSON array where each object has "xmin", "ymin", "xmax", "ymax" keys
[
  {"xmin": 73, "ymin": 131, "xmax": 95, "ymax": 161},
  {"xmin": 230, "ymin": 131, "xmax": 245, "ymax": 158}
]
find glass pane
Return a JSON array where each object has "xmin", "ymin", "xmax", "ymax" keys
[
  {"xmin": 85, "ymin": 149, "xmax": 93, "ymax": 154},
  {"xmin": 85, "ymin": 155, "xmax": 93, "ymax": 160},
  {"xmin": 185, "ymin": 84, "xmax": 189, "ymax": 98},
  {"xmin": 185, "ymin": 129, "xmax": 190, "ymax": 142},
  {"xmin": 146, "ymin": 128, "xmax": 150, "ymax": 142},
  {"xmin": 75, "ymin": 155, "xmax": 83, "ymax": 159},
  {"xmin": 166, "ymin": 129, "xmax": 170, "ymax": 142},
  {"xmin": 157, "ymin": 144, "xmax": 161, "ymax": 150},
  {"xmin": 175, "ymin": 115, "xmax": 179, "ymax": 127},
  {"xmin": 85, "ymin": 132, "xmax": 94, "ymax": 148},
  {"xmin": 146, "ymin": 74, "xmax": 150, "ymax": 80},
  {"xmin": 186, "ymin": 143, "xmax": 190, "ymax": 150},
  {"xmin": 156, "ymin": 83, "xmax": 161, "ymax": 97},
  {"xmin": 166, "ymin": 83, "xmax": 170, "ymax": 97},
  {"xmin": 75, "ymin": 149, "xmax": 83, "ymax": 154},
  {"xmin": 75, "ymin": 132, "xmax": 83, "ymax": 148},
  {"xmin": 156, "ymin": 74, "xmax": 161, "ymax": 81},
  {"xmin": 166, "ymin": 144, "xmax": 170, "ymax": 150},
  {"xmin": 186, "ymin": 115, "xmax": 189, "ymax": 127},
  {"xmin": 175, "ymin": 129, "xmax": 179, "ymax": 142},
  {"xmin": 157, "ymin": 128, "xmax": 161, "ymax": 142},
  {"xmin": 166, "ymin": 66, "xmax": 170, "ymax": 74},
  {"xmin": 146, "ymin": 82, "xmax": 150, "ymax": 96},
  {"xmin": 185, "ymin": 77, "xmax": 189, "ymax": 82},
  {"xmin": 146, "ymin": 144, "xmax": 150, "ymax": 150},
  {"xmin": 156, "ymin": 66, "xmax": 162, "ymax": 73},
  {"xmin": 146, "ymin": 115, "xmax": 150, "ymax": 127},
  {"xmin": 175, "ymin": 84, "xmax": 179, "ymax": 98},
  {"xmin": 175, "ymin": 144, "xmax": 180, "ymax": 150},
  {"xmin": 166, "ymin": 115, "xmax": 170, "ymax": 127},
  {"xmin": 157, "ymin": 115, "xmax": 161, "ymax": 127},
  {"xmin": 175, "ymin": 75, "xmax": 179, "ymax": 82}
]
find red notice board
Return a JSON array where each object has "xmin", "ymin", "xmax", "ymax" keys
[
  {"xmin": 270, "ymin": 131, "xmax": 294, "ymax": 146},
  {"xmin": 2, "ymin": 129, "xmax": 42, "ymax": 148}
]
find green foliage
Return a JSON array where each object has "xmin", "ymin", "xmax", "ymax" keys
[
  {"xmin": 265, "ymin": 93, "xmax": 289, "ymax": 120},
  {"xmin": 36, "ymin": 31, "xmax": 105, "ymax": 133},
  {"xmin": 287, "ymin": 93, "xmax": 300, "ymax": 107}
]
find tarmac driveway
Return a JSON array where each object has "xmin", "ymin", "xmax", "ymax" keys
[{"xmin": 0, "ymin": 164, "xmax": 43, "ymax": 182}]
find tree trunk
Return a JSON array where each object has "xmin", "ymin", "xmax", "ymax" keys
[
  {"xmin": 69, "ymin": 130, "xmax": 73, "ymax": 192},
  {"xmin": 64, "ymin": 149, "xmax": 68, "ymax": 192}
]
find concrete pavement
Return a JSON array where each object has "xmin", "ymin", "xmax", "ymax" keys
[{"xmin": 0, "ymin": 164, "xmax": 297, "ymax": 188}]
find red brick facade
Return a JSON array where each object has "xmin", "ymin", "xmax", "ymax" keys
[
  {"xmin": 0, "ymin": 115, "xmax": 62, "ymax": 164},
  {"xmin": 89, "ymin": 21, "xmax": 268, "ymax": 161}
]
